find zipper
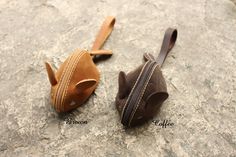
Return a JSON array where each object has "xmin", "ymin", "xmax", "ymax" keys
[
  {"xmin": 53, "ymin": 50, "xmax": 85, "ymax": 111},
  {"xmin": 53, "ymin": 54, "xmax": 74, "ymax": 110},
  {"xmin": 60, "ymin": 51, "xmax": 85, "ymax": 111},
  {"xmin": 121, "ymin": 61, "xmax": 158, "ymax": 126}
]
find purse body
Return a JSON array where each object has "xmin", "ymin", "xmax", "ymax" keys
[
  {"xmin": 116, "ymin": 60, "xmax": 168, "ymax": 126},
  {"xmin": 50, "ymin": 50, "xmax": 99, "ymax": 112},
  {"xmin": 45, "ymin": 16, "xmax": 115, "ymax": 112},
  {"xmin": 116, "ymin": 28, "xmax": 177, "ymax": 127}
]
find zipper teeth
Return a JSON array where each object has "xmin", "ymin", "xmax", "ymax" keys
[
  {"xmin": 121, "ymin": 61, "xmax": 152, "ymax": 123},
  {"xmin": 58, "ymin": 51, "xmax": 85, "ymax": 111},
  {"xmin": 60, "ymin": 51, "xmax": 85, "ymax": 111},
  {"xmin": 120, "ymin": 61, "xmax": 150, "ymax": 120},
  {"xmin": 55, "ymin": 52, "xmax": 79, "ymax": 111},
  {"xmin": 54, "ymin": 50, "xmax": 84, "ymax": 111},
  {"xmin": 128, "ymin": 63, "xmax": 158, "ymax": 126},
  {"xmin": 125, "ymin": 62, "xmax": 155, "ymax": 125},
  {"xmin": 53, "ymin": 54, "xmax": 74, "ymax": 110},
  {"xmin": 121, "ymin": 61, "xmax": 157, "ymax": 126}
]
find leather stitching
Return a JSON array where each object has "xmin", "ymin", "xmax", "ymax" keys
[
  {"xmin": 61, "ymin": 51, "xmax": 86, "ymax": 111},
  {"xmin": 128, "ymin": 63, "xmax": 158, "ymax": 125},
  {"xmin": 54, "ymin": 54, "xmax": 74, "ymax": 111},
  {"xmin": 120, "ymin": 61, "xmax": 150, "ymax": 122},
  {"xmin": 57, "ymin": 51, "xmax": 80, "ymax": 111}
]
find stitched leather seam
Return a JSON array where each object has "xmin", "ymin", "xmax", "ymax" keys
[
  {"xmin": 120, "ymin": 62, "xmax": 149, "ymax": 120},
  {"xmin": 61, "ymin": 51, "xmax": 86, "ymax": 111},
  {"xmin": 128, "ymin": 63, "xmax": 157, "ymax": 125},
  {"xmin": 56, "ymin": 52, "xmax": 79, "ymax": 111},
  {"xmin": 60, "ymin": 51, "xmax": 85, "ymax": 110},
  {"xmin": 121, "ymin": 61, "xmax": 150, "ymax": 121},
  {"xmin": 58, "ymin": 51, "xmax": 81, "ymax": 110},
  {"xmin": 55, "ymin": 50, "xmax": 83, "ymax": 111},
  {"xmin": 53, "ymin": 54, "xmax": 74, "ymax": 111},
  {"xmin": 128, "ymin": 63, "xmax": 158, "ymax": 125},
  {"xmin": 123, "ymin": 62, "xmax": 155, "ymax": 126},
  {"xmin": 59, "ymin": 51, "xmax": 84, "ymax": 111}
]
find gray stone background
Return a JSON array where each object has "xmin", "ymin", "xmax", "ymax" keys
[{"xmin": 0, "ymin": 0, "xmax": 236, "ymax": 156}]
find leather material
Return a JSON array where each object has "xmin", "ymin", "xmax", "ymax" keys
[
  {"xmin": 45, "ymin": 16, "xmax": 115, "ymax": 112},
  {"xmin": 116, "ymin": 28, "xmax": 177, "ymax": 127}
]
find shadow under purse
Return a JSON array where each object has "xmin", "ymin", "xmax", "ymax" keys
[
  {"xmin": 45, "ymin": 16, "xmax": 115, "ymax": 112},
  {"xmin": 116, "ymin": 28, "xmax": 177, "ymax": 127}
]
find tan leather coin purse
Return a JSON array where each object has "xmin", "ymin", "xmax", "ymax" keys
[
  {"xmin": 116, "ymin": 28, "xmax": 177, "ymax": 127},
  {"xmin": 45, "ymin": 16, "xmax": 115, "ymax": 112}
]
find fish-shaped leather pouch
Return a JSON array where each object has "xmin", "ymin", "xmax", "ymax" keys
[
  {"xmin": 45, "ymin": 16, "xmax": 115, "ymax": 112},
  {"xmin": 116, "ymin": 28, "xmax": 177, "ymax": 127}
]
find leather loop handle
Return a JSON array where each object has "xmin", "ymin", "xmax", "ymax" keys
[
  {"xmin": 156, "ymin": 28, "xmax": 177, "ymax": 67},
  {"xmin": 91, "ymin": 16, "xmax": 116, "ymax": 52}
]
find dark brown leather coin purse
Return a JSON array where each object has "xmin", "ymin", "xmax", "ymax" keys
[{"xmin": 116, "ymin": 28, "xmax": 177, "ymax": 127}]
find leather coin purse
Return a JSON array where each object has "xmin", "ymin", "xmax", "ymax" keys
[
  {"xmin": 45, "ymin": 16, "xmax": 115, "ymax": 112},
  {"xmin": 116, "ymin": 28, "xmax": 177, "ymax": 127}
]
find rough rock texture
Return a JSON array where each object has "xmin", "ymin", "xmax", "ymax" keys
[{"xmin": 0, "ymin": 0, "xmax": 236, "ymax": 156}]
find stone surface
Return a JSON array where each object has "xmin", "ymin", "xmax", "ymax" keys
[{"xmin": 0, "ymin": 0, "xmax": 236, "ymax": 156}]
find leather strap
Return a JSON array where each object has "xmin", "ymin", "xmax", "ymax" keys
[
  {"xmin": 90, "ymin": 16, "xmax": 115, "ymax": 55},
  {"xmin": 156, "ymin": 28, "xmax": 177, "ymax": 67},
  {"xmin": 90, "ymin": 50, "xmax": 112, "ymax": 56}
]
